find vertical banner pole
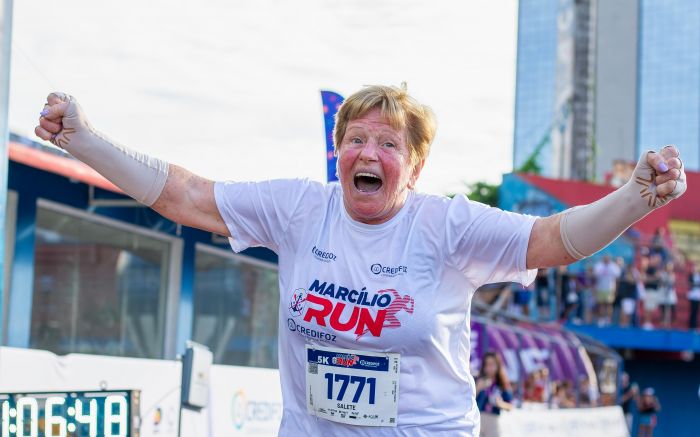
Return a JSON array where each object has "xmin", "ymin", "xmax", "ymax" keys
[{"xmin": 0, "ymin": 0, "xmax": 14, "ymax": 344}]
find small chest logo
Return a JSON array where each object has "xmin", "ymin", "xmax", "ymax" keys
[
  {"xmin": 312, "ymin": 246, "xmax": 337, "ymax": 262},
  {"xmin": 289, "ymin": 288, "xmax": 308, "ymax": 317},
  {"xmin": 370, "ymin": 263, "xmax": 408, "ymax": 277}
]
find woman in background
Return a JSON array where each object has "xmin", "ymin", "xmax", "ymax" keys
[
  {"xmin": 642, "ymin": 254, "xmax": 662, "ymax": 329},
  {"xmin": 658, "ymin": 261, "xmax": 677, "ymax": 328},
  {"xmin": 618, "ymin": 264, "xmax": 640, "ymax": 327},
  {"xmin": 551, "ymin": 381, "xmax": 576, "ymax": 409},
  {"xmin": 475, "ymin": 352, "xmax": 514, "ymax": 415},
  {"xmin": 637, "ymin": 388, "xmax": 661, "ymax": 437}
]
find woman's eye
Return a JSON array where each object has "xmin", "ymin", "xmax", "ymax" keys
[
  {"xmin": 351, "ymin": 137, "xmax": 363, "ymax": 144},
  {"xmin": 383, "ymin": 142, "xmax": 395, "ymax": 148}
]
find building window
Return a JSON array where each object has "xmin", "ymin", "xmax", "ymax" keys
[
  {"xmin": 30, "ymin": 201, "xmax": 174, "ymax": 358},
  {"xmin": 192, "ymin": 244, "xmax": 279, "ymax": 368},
  {"xmin": 638, "ymin": 0, "xmax": 700, "ymax": 170}
]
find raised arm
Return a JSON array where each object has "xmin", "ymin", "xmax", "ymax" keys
[
  {"xmin": 34, "ymin": 92, "xmax": 230, "ymax": 236},
  {"xmin": 526, "ymin": 145, "xmax": 686, "ymax": 269}
]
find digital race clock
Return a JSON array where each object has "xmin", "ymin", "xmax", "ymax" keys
[{"xmin": 0, "ymin": 390, "xmax": 140, "ymax": 437}]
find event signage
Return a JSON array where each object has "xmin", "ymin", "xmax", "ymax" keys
[{"xmin": 320, "ymin": 90, "xmax": 344, "ymax": 183}]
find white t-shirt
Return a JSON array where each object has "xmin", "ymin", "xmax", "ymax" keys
[
  {"xmin": 215, "ymin": 179, "xmax": 536, "ymax": 436},
  {"xmin": 593, "ymin": 261, "xmax": 621, "ymax": 291}
]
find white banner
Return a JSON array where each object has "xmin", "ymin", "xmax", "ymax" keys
[
  {"xmin": 485, "ymin": 406, "xmax": 629, "ymax": 437},
  {"xmin": 208, "ymin": 364, "xmax": 282, "ymax": 436}
]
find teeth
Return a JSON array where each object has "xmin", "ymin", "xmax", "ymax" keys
[{"xmin": 356, "ymin": 172, "xmax": 381, "ymax": 179}]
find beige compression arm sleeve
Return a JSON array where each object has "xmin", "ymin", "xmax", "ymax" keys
[
  {"xmin": 559, "ymin": 150, "xmax": 687, "ymax": 260},
  {"xmin": 46, "ymin": 93, "xmax": 169, "ymax": 206}
]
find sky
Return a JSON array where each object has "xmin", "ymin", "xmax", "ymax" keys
[{"xmin": 8, "ymin": 0, "xmax": 518, "ymax": 196}]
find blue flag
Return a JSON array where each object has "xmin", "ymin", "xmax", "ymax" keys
[{"xmin": 321, "ymin": 90, "xmax": 345, "ymax": 182}]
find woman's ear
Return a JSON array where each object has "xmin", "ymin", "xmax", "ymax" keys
[{"xmin": 408, "ymin": 159, "xmax": 426, "ymax": 189}]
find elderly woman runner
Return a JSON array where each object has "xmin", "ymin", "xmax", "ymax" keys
[{"xmin": 36, "ymin": 86, "xmax": 686, "ymax": 436}]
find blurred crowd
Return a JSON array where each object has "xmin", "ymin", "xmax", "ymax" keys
[
  {"xmin": 475, "ymin": 352, "xmax": 662, "ymax": 436},
  {"xmin": 474, "ymin": 352, "xmax": 606, "ymax": 412},
  {"xmin": 508, "ymin": 227, "xmax": 700, "ymax": 331}
]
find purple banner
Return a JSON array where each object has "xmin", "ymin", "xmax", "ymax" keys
[
  {"xmin": 470, "ymin": 321, "xmax": 483, "ymax": 375},
  {"xmin": 485, "ymin": 323, "xmax": 521, "ymax": 382},
  {"xmin": 471, "ymin": 318, "xmax": 588, "ymax": 386}
]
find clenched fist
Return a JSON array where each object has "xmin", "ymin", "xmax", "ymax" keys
[
  {"xmin": 635, "ymin": 145, "xmax": 686, "ymax": 208},
  {"xmin": 35, "ymin": 92, "xmax": 93, "ymax": 150}
]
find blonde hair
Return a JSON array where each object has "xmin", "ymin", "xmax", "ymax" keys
[{"xmin": 333, "ymin": 84, "xmax": 437, "ymax": 166}]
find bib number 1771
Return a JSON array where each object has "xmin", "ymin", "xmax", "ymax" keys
[
  {"xmin": 306, "ymin": 344, "xmax": 400, "ymax": 427},
  {"xmin": 324, "ymin": 373, "xmax": 376, "ymax": 404}
]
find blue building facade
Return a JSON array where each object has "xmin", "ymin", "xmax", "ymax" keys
[
  {"xmin": 514, "ymin": 0, "xmax": 700, "ymax": 179},
  {"xmin": 512, "ymin": 0, "xmax": 559, "ymax": 175},
  {"xmin": 637, "ymin": 0, "xmax": 700, "ymax": 170}
]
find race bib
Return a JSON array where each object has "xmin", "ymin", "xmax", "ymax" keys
[{"xmin": 305, "ymin": 344, "xmax": 400, "ymax": 427}]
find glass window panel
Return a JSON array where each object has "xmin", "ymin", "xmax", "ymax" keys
[
  {"xmin": 192, "ymin": 246, "xmax": 279, "ymax": 368},
  {"xmin": 513, "ymin": 0, "xmax": 559, "ymax": 175},
  {"xmin": 638, "ymin": 0, "xmax": 700, "ymax": 169},
  {"xmin": 30, "ymin": 204, "xmax": 171, "ymax": 358}
]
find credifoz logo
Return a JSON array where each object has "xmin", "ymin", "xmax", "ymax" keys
[
  {"xmin": 231, "ymin": 390, "xmax": 282, "ymax": 431},
  {"xmin": 312, "ymin": 246, "xmax": 337, "ymax": 262},
  {"xmin": 287, "ymin": 317, "xmax": 337, "ymax": 342},
  {"xmin": 370, "ymin": 263, "xmax": 408, "ymax": 277}
]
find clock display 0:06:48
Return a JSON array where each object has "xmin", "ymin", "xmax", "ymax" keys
[{"xmin": 0, "ymin": 391, "xmax": 137, "ymax": 437}]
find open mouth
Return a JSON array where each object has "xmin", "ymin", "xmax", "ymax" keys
[{"xmin": 354, "ymin": 172, "xmax": 383, "ymax": 193}]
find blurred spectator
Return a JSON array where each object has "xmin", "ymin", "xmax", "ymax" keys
[
  {"xmin": 617, "ymin": 265, "xmax": 639, "ymax": 327},
  {"xmin": 642, "ymin": 254, "xmax": 662, "ymax": 329},
  {"xmin": 577, "ymin": 376, "xmax": 599, "ymax": 407},
  {"xmin": 580, "ymin": 266, "xmax": 596, "ymax": 323},
  {"xmin": 535, "ymin": 269, "xmax": 552, "ymax": 321},
  {"xmin": 551, "ymin": 380, "xmax": 576, "ymax": 409},
  {"xmin": 523, "ymin": 369, "xmax": 547, "ymax": 403},
  {"xmin": 637, "ymin": 388, "xmax": 661, "ymax": 437},
  {"xmin": 537, "ymin": 367, "xmax": 550, "ymax": 402},
  {"xmin": 620, "ymin": 372, "xmax": 639, "ymax": 431},
  {"xmin": 689, "ymin": 263, "xmax": 700, "ymax": 331},
  {"xmin": 650, "ymin": 227, "xmax": 670, "ymax": 263},
  {"xmin": 475, "ymin": 352, "xmax": 514, "ymax": 415},
  {"xmin": 612, "ymin": 257, "xmax": 626, "ymax": 323},
  {"xmin": 593, "ymin": 255, "xmax": 621, "ymax": 326},
  {"xmin": 511, "ymin": 282, "xmax": 533, "ymax": 318},
  {"xmin": 658, "ymin": 261, "xmax": 677, "ymax": 328},
  {"xmin": 557, "ymin": 266, "xmax": 578, "ymax": 322}
]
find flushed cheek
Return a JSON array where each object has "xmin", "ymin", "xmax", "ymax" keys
[{"xmin": 337, "ymin": 150, "xmax": 358, "ymax": 179}]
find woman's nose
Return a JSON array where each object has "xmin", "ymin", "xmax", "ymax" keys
[{"xmin": 358, "ymin": 140, "xmax": 379, "ymax": 161}]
